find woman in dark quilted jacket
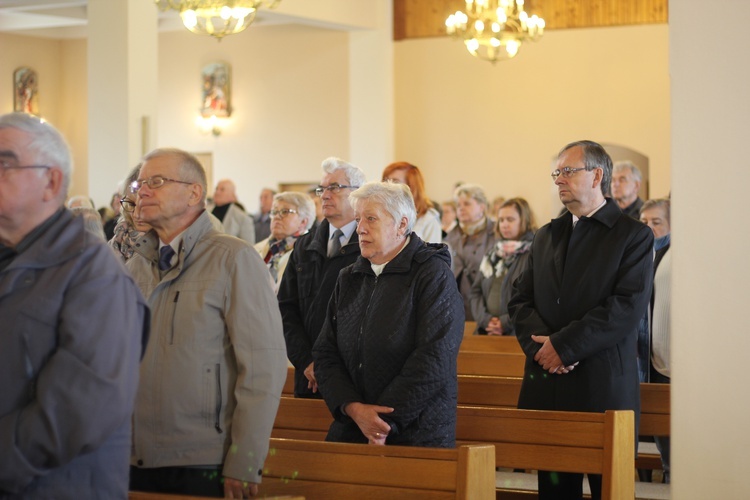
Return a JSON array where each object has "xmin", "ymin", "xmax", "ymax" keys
[{"xmin": 313, "ymin": 181, "xmax": 465, "ymax": 447}]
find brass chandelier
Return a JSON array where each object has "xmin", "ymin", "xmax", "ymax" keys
[
  {"xmin": 153, "ymin": 0, "xmax": 281, "ymax": 40},
  {"xmin": 446, "ymin": 0, "xmax": 545, "ymax": 63}
]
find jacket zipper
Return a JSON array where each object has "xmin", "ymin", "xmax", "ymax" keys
[
  {"xmin": 356, "ymin": 275, "xmax": 378, "ymax": 385},
  {"xmin": 214, "ymin": 363, "xmax": 223, "ymax": 434},
  {"xmin": 169, "ymin": 291, "xmax": 180, "ymax": 345}
]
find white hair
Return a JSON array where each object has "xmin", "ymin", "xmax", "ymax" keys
[
  {"xmin": 321, "ymin": 156, "xmax": 367, "ymax": 188},
  {"xmin": 0, "ymin": 112, "xmax": 73, "ymax": 195},
  {"xmin": 274, "ymin": 191, "xmax": 316, "ymax": 231},
  {"xmin": 349, "ymin": 181, "xmax": 416, "ymax": 233},
  {"xmin": 613, "ymin": 160, "xmax": 642, "ymax": 183}
]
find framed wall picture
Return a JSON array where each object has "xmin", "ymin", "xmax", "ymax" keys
[
  {"xmin": 14, "ymin": 67, "xmax": 39, "ymax": 115},
  {"xmin": 201, "ymin": 62, "xmax": 231, "ymax": 118}
]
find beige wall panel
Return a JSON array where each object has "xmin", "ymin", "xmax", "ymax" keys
[
  {"xmin": 670, "ymin": 0, "xmax": 750, "ymax": 497},
  {"xmin": 394, "ymin": 24, "xmax": 670, "ymax": 220}
]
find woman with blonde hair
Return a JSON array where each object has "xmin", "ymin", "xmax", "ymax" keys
[
  {"xmin": 444, "ymin": 184, "xmax": 497, "ymax": 321},
  {"xmin": 469, "ymin": 197, "xmax": 536, "ymax": 335},
  {"xmin": 382, "ymin": 162, "xmax": 441, "ymax": 243}
]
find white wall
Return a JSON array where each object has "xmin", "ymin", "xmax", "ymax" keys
[
  {"xmin": 394, "ymin": 24, "xmax": 670, "ymax": 219},
  {"xmin": 670, "ymin": 0, "xmax": 750, "ymax": 497},
  {"xmin": 155, "ymin": 24, "xmax": 351, "ymax": 212}
]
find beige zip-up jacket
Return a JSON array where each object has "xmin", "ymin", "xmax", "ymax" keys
[{"xmin": 126, "ymin": 210, "xmax": 287, "ymax": 483}]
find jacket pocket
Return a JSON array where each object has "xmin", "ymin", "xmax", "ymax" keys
[
  {"xmin": 203, "ymin": 363, "xmax": 224, "ymax": 433},
  {"xmin": 606, "ymin": 344, "xmax": 624, "ymax": 377},
  {"xmin": 18, "ymin": 302, "xmax": 58, "ymax": 379},
  {"xmin": 214, "ymin": 363, "xmax": 223, "ymax": 434}
]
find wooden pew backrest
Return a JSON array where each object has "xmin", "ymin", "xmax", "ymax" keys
[
  {"xmin": 456, "ymin": 406, "xmax": 635, "ymax": 499},
  {"xmin": 261, "ymin": 438, "xmax": 495, "ymax": 500},
  {"xmin": 460, "ymin": 334, "xmax": 523, "ymax": 354},
  {"xmin": 457, "ymin": 350, "xmax": 525, "ymax": 377}
]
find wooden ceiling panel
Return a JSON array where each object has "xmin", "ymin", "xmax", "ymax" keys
[{"xmin": 394, "ymin": 0, "xmax": 668, "ymax": 40}]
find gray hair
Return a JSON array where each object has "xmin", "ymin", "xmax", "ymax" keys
[
  {"xmin": 142, "ymin": 148, "xmax": 207, "ymax": 203},
  {"xmin": 274, "ymin": 191, "xmax": 316, "ymax": 231},
  {"xmin": 321, "ymin": 156, "xmax": 366, "ymax": 189},
  {"xmin": 613, "ymin": 160, "xmax": 643, "ymax": 183},
  {"xmin": 0, "ymin": 112, "xmax": 73, "ymax": 196},
  {"xmin": 559, "ymin": 140, "xmax": 613, "ymax": 196},
  {"xmin": 349, "ymin": 181, "xmax": 416, "ymax": 233},
  {"xmin": 641, "ymin": 197, "xmax": 670, "ymax": 224},
  {"xmin": 454, "ymin": 183, "xmax": 488, "ymax": 207},
  {"xmin": 66, "ymin": 195, "xmax": 96, "ymax": 210}
]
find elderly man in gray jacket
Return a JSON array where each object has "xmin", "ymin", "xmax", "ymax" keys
[
  {"xmin": 0, "ymin": 112, "xmax": 149, "ymax": 499},
  {"xmin": 127, "ymin": 148, "xmax": 287, "ymax": 498}
]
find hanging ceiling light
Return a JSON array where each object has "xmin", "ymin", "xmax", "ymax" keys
[
  {"xmin": 446, "ymin": 0, "xmax": 545, "ymax": 63},
  {"xmin": 153, "ymin": 1, "xmax": 281, "ymax": 41}
]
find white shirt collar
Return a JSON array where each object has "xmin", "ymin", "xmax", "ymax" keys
[
  {"xmin": 572, "ymin": 199, "xmax": 607, "ymax": 227},
  {"xmin": 329, "ymin": 219, "xmax": 357, "ymax": 243}
]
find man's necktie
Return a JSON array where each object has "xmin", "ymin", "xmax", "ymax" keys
[
  {"xmin": 329, "ymin": 229, "xmax": 344, "ymax": 258},
  {"xmin": 159, "ymin": 245, "xmax": 176, "ymax": 271}
]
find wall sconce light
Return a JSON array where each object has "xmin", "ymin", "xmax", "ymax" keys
[{"xmin": 196, "ymin": 114, "xmax": 227, "ymax": 136}]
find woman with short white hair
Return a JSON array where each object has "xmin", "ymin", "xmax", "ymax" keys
[
  {"xmin": 254, "ymin": 191, "xmax": 315, "ymax": 290},
  {"xmin": 313, "ymin": 181, "xmax": 464, "ymax": 448}
]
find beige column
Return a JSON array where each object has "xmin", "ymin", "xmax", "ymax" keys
[
  {"xmin": 347, "ymin": 0, "xmax": 394, "ymax": 179},
  {"xmin": 87, "ymin": 0, "xmax": 158, "ymax": 206},
  {"xmin": 671, "ymin": 0, "xmax": 750, "ymax": 497}
]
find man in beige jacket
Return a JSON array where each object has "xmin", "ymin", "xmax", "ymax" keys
[{"xmin": 126, "ymin": 148, "xmax": 287, "ymax": 498}]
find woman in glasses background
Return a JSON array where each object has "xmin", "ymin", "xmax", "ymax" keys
[
  {"xmin": 254, "ymin": 191, "xmax": 315, "ymax": 291},
  {"xmin": 109, "ymin": 164, "xmax": 151, "ymax": 262}
]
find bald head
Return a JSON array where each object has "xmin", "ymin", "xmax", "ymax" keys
[{"xmin": 213, "ymin": 179, "xmax": 237, "ymax": 206}]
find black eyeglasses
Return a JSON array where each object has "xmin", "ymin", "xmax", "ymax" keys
[
  {"xmin": 315, "ymin": 184, "xmax": 359, "ymax": 197},
  {"xmin": 270, "ymin": 208, "xmax": 298, "ymax": 219},
  {"xmin": 0, "ymin": 158, "xmax": 50, "ymax": 179},
  {"xmin": 550, "ymin": 167, "xmax": 591, "ymax": 181},
  {"xmin": 130, "ymin": 175, "xmax": 193, "ymax": 193},
  {"xmin": 120, "ymin": 198, "xmax": 136, "ymax": 213}
]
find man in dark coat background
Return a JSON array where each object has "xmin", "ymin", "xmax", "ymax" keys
[
  {"xmin": 509, "ymin": 140, "xmax": 653, "ymax": 500},
  {"xmin": 278, "ymin": 157, "xmax": 366, "ymax": 398}
]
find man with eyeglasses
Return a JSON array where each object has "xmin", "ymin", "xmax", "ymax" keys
[
  {"xmin": 125, "ymin": 148, "xmax": 287, "ymax": 498},
  {"xmin": 508, "ymin": 140, "xmax": 654, "ymax": 500},
  {"xmin": 0, "ymin": 112, "xmax": 149, "ymax": 498},
  {"xmin": 278, "ymin": 157, "xmax": 366, "ymax": 399}
]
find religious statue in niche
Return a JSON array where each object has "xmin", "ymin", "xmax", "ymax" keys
[
  {"xmin": 201, "ymin": 62, "xmax": 230, "ymax": 118},
  {"xmin": 14, "ymin": 67, "xmax": 39, "ymax": 115}
]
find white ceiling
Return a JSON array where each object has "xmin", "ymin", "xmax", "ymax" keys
[{"xmin": 0, "ymin": 0, "xmax": 376, "ymax": 39}]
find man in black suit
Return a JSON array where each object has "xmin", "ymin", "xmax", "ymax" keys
[{"xmin": 509, "ymin": 140, "xmax": 653, "ymax": 500}]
